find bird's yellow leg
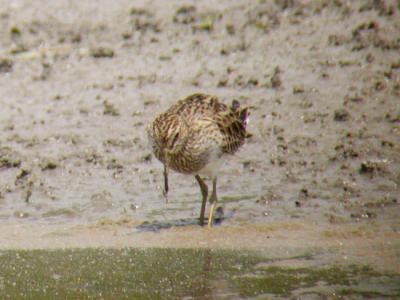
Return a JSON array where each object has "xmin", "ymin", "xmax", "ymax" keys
[
  {"xmin": 207, "ymin": 203, "xmax": 216, "ymax": 228},
  {"xmin": 207, "ymin": 177, "xmax": 218, "ymax": 228}
]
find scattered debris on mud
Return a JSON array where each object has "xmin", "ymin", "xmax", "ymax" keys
[{"xmin": 0, "ymin": 2, "xmax": 398, "ymax": 273}]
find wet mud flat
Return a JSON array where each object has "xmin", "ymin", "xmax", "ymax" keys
[
  {"xmin": 0, "ymin": 220, "xmax": 399, "ymax": 298},
  {"xmin": 0, "ymin": 0, "xmax": 399, "ymax": 298},
  {"xmin": 1, "ymin": 247, "xmax": 399, "ymax": 299}
]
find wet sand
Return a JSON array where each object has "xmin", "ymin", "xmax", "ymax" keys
[{"xmin": 0, "ymin": 0, "xmax": 399, "ymax": 296}]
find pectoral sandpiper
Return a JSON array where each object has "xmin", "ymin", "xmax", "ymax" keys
[{"xmin": 147, "ymin": 93, "xmax": 250, "ymax": 227}]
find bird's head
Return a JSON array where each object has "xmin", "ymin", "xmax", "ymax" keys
[{"xmin": 232, "ymin": 99, "xmax": 250, "ymax": 128}]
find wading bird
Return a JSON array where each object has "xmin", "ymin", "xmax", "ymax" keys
[{"xmin": 147, "ymin": 93, "xmax": 250, "ymax": 227}]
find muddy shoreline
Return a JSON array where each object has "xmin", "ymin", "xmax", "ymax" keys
[{"xmin": 0, "ymin": 0, "xmax": 399, "ymax": 285}]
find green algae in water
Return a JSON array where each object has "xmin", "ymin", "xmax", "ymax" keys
[{"xmin": 0, "ymin": 248, "xmax": 398, "ymax": 299}]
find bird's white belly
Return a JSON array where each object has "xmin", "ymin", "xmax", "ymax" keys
[{"xmin": 198, "ymin": 157, "xmax": 223, "ymax": 178}]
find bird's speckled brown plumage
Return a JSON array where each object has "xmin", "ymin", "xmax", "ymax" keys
[{"xmin": 147, "ymin": 93, "xmax": 250, "ymax": 226}]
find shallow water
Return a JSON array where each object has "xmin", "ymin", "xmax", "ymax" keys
[
  {"xmin": 0, "ymin": 1, "xmax": 399, "ymax": 298},
  {"xmin": 0, "ymin": 248, "xmax": 398, "ymax": 299}
]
